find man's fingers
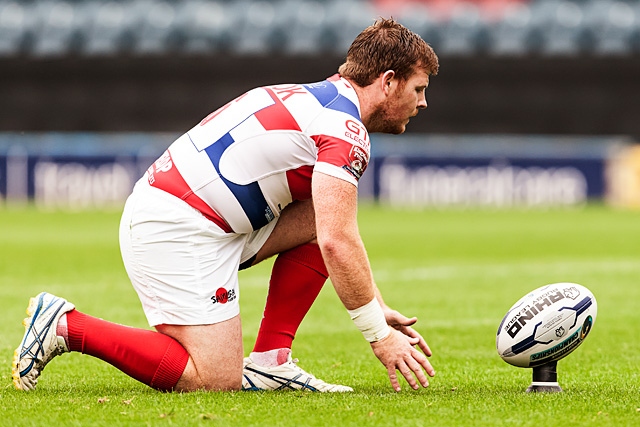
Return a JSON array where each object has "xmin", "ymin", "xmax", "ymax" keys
[
  {"xmin": 395, "ymin": 316, "xmax": 418, "ymax": 328},
  {"xmin": 395, "ymin": 357, "xmax": 430, "ymax": 390},
  {"xmin": 397, "ymin": 361, "xmax": 419, "ymax": 390},
  {"xmin": 387, "ymin": 366, "xmax": 401, "ymax": 392},
  {"xmin": 400, "ymin": 316, "xmax": 418, "ymax": 326},
  {"xmin": 407, "ymin": 357, "xmax": 429, "ymax": 388},
  {"xmin": 387, "ymin": 313, "xmax": 434, "ymax": 357},
  {"xmin": 406, "ymin": 335, "xmax": 420, "ymax": 346},
  {"xmin": 418, "ymin": 338, "xmax": 432, "ymax": 357},
  {"xmin": 374, "ymin": 329, "xmax": 436, "ymax": 391},
  {"xmin": 385, "ymin": 310, "xmax": 417, "ymax": 328},
  {"xmin": 413, "ymin": 347, "xmax": 436, "ymax": 377},
  {"xmin": 402, "ymin": 326, "xmax": 432, "ymax": 356}
]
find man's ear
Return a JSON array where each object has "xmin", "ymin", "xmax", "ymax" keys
[{"xmin": 381, "ymin": 70, "xmax": 395, "ymax": 95}]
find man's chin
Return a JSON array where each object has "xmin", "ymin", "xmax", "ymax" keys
[
  {"xmin": 392, "ymin": 123, "xmax": 407, "ymax": 134},
  {"xmin": 369, "ymin": 117, "xmax": 408, "ymax": 134}
]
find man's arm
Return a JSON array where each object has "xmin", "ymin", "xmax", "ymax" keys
[
  {"xmin": 312, "ymin": 170, "xmax": 374, "ymax": 310},
  {"xmin": 312, "ymin": 171, "xmax": 435, "ymax": 391}
]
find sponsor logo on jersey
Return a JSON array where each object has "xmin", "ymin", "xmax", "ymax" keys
[
  {"xmin": 344, "ymin": 119, "xmax": 370, "ymax": 149},
  {"xmin": 264, "ymin": 205, "xmax": 275, "ymax": 222},
  {"xmin": 272, "ymin": 84, "xmax": 307, "ymax": 102},
  {"xmin": 211, "ymin": 287, "xmax": 237, "ymax": 305},
  {"xmin": 343, "ymin": 145, "xmax": 368, "ymax": 180},
  {"xmin": 147, "ymin": 150, "xmax": 173, "ymax": 185}
]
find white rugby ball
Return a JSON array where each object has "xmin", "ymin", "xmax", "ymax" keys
[{"xmin": 496, "ymin": 283, "xmax": 597, "ymax": 368}]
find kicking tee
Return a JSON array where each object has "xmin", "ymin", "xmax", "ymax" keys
[{"xmin": 144, "ymin": 75, "xmax": 371, "ymax": 234}]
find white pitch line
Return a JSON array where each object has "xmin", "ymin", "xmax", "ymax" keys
[
  {"xmin": 372, "ymin": 259, "xmax": 640, "ymax": 283},
  {"xmin": 239, "ymin": 258, "xmax": 640, "ymax": 288}
]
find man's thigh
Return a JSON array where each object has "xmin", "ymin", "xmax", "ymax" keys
[
  {"xmin": 121, "ymin": 184, "xmax": 247, "ymax": 327},
  {"xmin": 156, "ymin": 315, "xmax": 243, "ymax": 391}
]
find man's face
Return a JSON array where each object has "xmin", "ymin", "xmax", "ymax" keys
[{"xmin": 368, "ymin": 70, "xmax": 430, "ymax": 134}]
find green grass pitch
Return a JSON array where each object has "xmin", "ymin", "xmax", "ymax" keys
[{"xmin": 1, "ymin": 204, "xmax": 639, "ymax": 426}]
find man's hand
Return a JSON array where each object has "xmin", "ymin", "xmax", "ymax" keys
[
  {"xmin": 382, "ymin": 307, "xmax": 432, "ymax": 357},
  {"xmin": 370, "ymin": 328, "xmax": 435, "ymax": 392}
]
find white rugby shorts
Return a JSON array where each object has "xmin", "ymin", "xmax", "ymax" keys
[{"xmin": 119, "ymin": 180, "xmax": 276, "ymax": 326}]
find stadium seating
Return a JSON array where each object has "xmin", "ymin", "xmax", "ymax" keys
[
  {"xmin": 80, "ymin": 1, "xmax": 137, "ymax": 56},
  {"xmin": 172, "ymin": 1, "xmax": 234, "ymax": 54},
  {"xmin": 30, "ymin": 1, "xmax": 84, "ymax": 56},
  {"xmin": 395, "ymin": 3, "xmax": 442, "ymax": 50},
  {"xmin": 530, "ymin": 0, "xmax": 589, "ymax": 55},
  {"xmin": 0, "ymin": 1, "xmax": 35, "ymax": 55},
  {"xmin": 487, "ymin": 3, "xmax": 534, "ymax": 56},
  {"xmin": 130, "ymin": 0, "xmax": 179, "ymax": 55},
  {"xmin": 583, "ymin": 0, "xmax": 638, "ymax": 55},
  {"xmin": 437, "ymin": 2, "xmax": 489, "ymax": 55},
  {"xmin": 0, "ymin": 0, "xmax": 639, "ymax": 58},
  {"xmin": 280, "ymin": 0, "xmax": 331, "ymax": 54}
]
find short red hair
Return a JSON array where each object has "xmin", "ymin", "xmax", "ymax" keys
[{"xmin": 338, "ymin": 18, "xmax": 439, "ymax": 87}]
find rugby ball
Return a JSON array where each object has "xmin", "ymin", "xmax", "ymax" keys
[{"xmin": 496, "ymin": 283, "xmax": 597, "ymax": 368}]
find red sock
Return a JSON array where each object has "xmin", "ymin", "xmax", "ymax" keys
[
  {"xmin": 253, "ymin": 243, "xmax": 328, "ymax": 352},
  {"xmin": 65, "ymin": 309, "xmax": 189, "ymax": 391}
]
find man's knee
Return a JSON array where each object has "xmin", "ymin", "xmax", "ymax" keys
[{"xmin": 156, "ymin": 317, "xmax": 244, "ymax": 392}]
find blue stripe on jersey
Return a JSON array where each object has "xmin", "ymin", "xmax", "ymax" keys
[
  {"xmin": 303, "ymin": 81, "xmax": 361, "ymax": 120},
  {"xmin": 204, "ymin": 132, "xmax": 273, "ymax": 231}
]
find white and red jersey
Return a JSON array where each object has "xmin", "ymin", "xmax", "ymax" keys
[{"xmin": 144, "ymin": 75, "xmax": 370, "ymax": 234}]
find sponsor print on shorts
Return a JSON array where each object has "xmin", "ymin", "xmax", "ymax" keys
[{"xmin": 211, "ymin": 287, "xmax": 237, "ymax": 305}]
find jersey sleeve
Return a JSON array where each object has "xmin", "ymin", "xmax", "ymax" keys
[{"xmin": 312, "ymin": 134, "xmax": 370, "ymax": 187}]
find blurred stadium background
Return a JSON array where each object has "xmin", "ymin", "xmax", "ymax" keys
[{"xmin": 1, "ymin": 0, "xmax": 640, "ymax": 209}]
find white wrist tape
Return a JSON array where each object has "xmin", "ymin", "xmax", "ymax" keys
[{"xmin": 347, "ymin": 297, "xmax": 391, "ymax": 343}]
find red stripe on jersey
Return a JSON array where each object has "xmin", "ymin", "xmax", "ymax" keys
[
  {"xmin": 286, "ymin": 165, "xmax": 314, "ymax": 201},
  {"xmin": 312, "ymin": 134, "xmax": 369, "ymax": 181},
  {"xmin": 255, "ymin": 88, "xmax": 302, "ymax": 131},
  {"xmin": 147, "ymin": 150, "xmax": 232, "ymax": 233},
  {"xmin": 182, "ymin": 193, "xmax": 232, "ymax": 233}
]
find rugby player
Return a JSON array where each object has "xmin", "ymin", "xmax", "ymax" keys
[{"xmin": 13, "ymin": 18, "xmax": 439, "ymax": 393}]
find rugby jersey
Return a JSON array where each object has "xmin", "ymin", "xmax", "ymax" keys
[{"xmin": 144, "ymin": 75, "xmax": 370, "ymax": 234}]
